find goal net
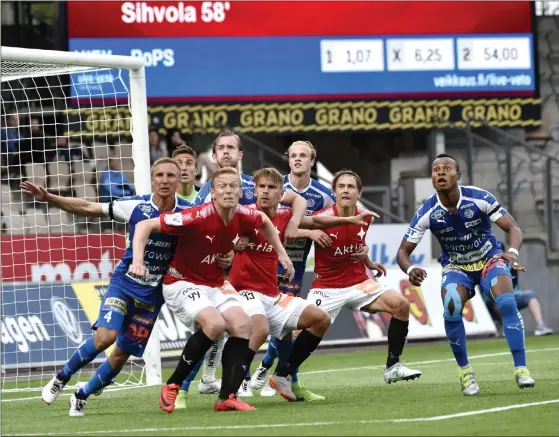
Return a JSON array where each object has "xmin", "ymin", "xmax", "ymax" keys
[{"xmin": 0, "ymin": 47, "xmax": 161, "ymax": 393}]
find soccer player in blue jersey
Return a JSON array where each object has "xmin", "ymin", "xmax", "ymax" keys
[
  {"xmin": 21, "ymin": 158, "xmax": 231, "ymax": 416},
  {"xmin": 194, "ymin": 131, "xmax": 255, "ymax": 206},
  {"xmin": 251, "ymin": 141, "xmax": 369, "ymax": 400},
  {"xmin": 396, "ymin": 154, "xmax": 535, "ymax": 395}
]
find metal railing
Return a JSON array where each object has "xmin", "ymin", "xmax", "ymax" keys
[{"xmin": 436, "ymin": 117, "xmax": 559, "ymax": 252}]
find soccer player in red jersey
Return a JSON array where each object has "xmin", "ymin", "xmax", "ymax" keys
[
  {"xmin": 130, "ymin": 167, "xmax": 295, "ymax": 412},
  {"xmin": 291, "ymin": 170, "xmax": 422, "ymax": 387},
  {"xmin": 228, "ymin": 168, "xmax": 375, "ymax": 401}
]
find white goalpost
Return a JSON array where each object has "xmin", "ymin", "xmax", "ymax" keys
[{"xmin": 1, "ymin": 47, "xmax": 162, "ymax": 392}]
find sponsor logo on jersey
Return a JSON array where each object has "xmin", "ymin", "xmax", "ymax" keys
[
  {"xmin": 460, "ymin": 202, "xmax": 475, "ymax": 209},
  {"xmin": 465, "ymin": 218, "xmax": 482, "ymax": 228},
  {"xmin": 132, "ymin": 314, "xmax": 155, "ymax": 326},
  {"xmin": 286, "ymin": 249, "xmax": 305, "ymax": 262},
  {"xmin": 448, "ymin": 240, "xmax": 493, "ymax": 264},
  {"xmin": 431, "ymin": 209, "xmax": 445, "ymax": 219},
  {"xmin": 333, "ymin": 243, "xmax": 365, "ymax": 256},
  {"xmin": 164, "ymin": 212, "xmax": 183, "ymax": 226},
  {"xmin": 167, "ymin": 267, "xmax": 185, "ymax": 279},
  {"xmin": 133, "ymin": 299, "xmax": 156, "ymax": 312},
  {"xmin": 50, "ymin": 297, "xmax": 83, "ymax": 345},
  {"xmin": 104, "ymin": 297, "xmax": 128, "ymax": 315},
  {"xmin": 139, "ymin": 204, "xmax": 154, "ymax": 218}
]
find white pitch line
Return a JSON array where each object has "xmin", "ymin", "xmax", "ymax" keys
[
  {"xmin": 3, "ymin": 347, "xmax": 558, "ymax": 403},
  {"xmin": 4, "ymin": 399, "xmax": 559, "ymax": 436},
  {"xmin": 299, "ymin": 347, "xmax": 559, "ymax": 375}
]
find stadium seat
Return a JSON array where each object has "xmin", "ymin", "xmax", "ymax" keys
[
  {"xmin": 24, "ymin": 212, "xmax": 48, "ymax": 232},
  {"xmin": 47, "ymin": 161, "xmax": 71, "ymax": 191},
  {"xmin": 4, "ymin": 213, "xmax": 25, "ymax": 235},
  {"xmin": 24, "ymin": 163, "xmax": 47, "ymax": 187}
]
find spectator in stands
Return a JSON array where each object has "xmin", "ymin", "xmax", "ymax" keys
[
  {"xmin": 57, "ymin": 136, "xmax": 83, "ymax": 162},
  {"xmin": 20, "ymin": 116, "xmax": 50, "ymax": 165},
  {"xmin": 149, "ymin": 128, "xmax": 168, "ymax": 165},
  {"xmin": 166, "ymin": 128, "xmax": 186, "ymax": 158},
  {"xmin": 98, "ymin": 145, "xmax": 134, "ymax": 203},
  {"xmin": 172, "ymin": 143, "xmax": 198, "ymax": 202},
  {"xmin": 1, "ymin": 113, "xmax": 21, "ymax": 180},
  {"xmin": 196, "ymin": 144, "xmax": 219, "ymax": 184}
]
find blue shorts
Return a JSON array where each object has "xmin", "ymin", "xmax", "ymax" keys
[
  {"xmin": 277, "ymin": 273, "xmax": 302, "ymax": 297},
  {"xmin": 441, "ymin": 256, "xmax": 512, "ymax": 298},
  {"xmin": 92, "ymin": 284, "xmax": 163, "ymax": 357}
]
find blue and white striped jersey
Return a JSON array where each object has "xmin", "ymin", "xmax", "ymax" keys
[
  {"xmin": 193, "ymin": 173, "xmax": 256, "ymax": 206},
  {"xmin": 404, "ymin": 186, "xmax": 507, "ymax": 270},
  {"xmin": 102, "ymin": 194, "xmax": 192, "ymax": 305}
]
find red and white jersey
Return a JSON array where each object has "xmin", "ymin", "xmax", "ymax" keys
[
  {"xmin": 228, "ymin": 205, "xmax": 292, "ymax": 297},
  {"xmin": 311, "ymin": 205, "xmax": 371, "ymax": 289},
  {"xmin": 160, "ymin": 201, "xmax": 264, "ymax": 288}
]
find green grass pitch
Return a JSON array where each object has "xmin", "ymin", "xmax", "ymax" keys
[{"xmin": 2, "ymin": 336, "xmax": 558, "ymax": 436}]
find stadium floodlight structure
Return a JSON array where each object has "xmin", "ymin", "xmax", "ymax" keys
[{"xmin": 1, "ymin": 47, "xmax": 162, "ymax": 392}]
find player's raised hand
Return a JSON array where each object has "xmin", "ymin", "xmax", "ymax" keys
[
  {"xmin": 128, "ymin": 261, "xmax": 149, "ymax": 279},
  {"xmin": 20, "ymin": 181, "xmax": 49, "ymax": 201},
  {"xmin": 351, "ymin": 210, "xmax": 380, "ymax": 225},
  {"xmin": 279, "ymin": 254, "xmax": 295, "ymax": 282},
  {"xmin": 308, "ymin": 229, "xmax": 332, "ymax": 248},
  {"xmin": 408, "ymin": 267, "xmax": 427, "ymax": 286},
  {"xmin": 494, "ymin": 252, "xmax": 526, "ymax": 272},
  {"xmin": 350, "ymin": 244, "xmax": 369, "ymax": 263},
  {"xmin": 217, "ymin": 251, "xmax": 235, "ymax": 269},
  {"xmin": 234, "ymin": 236, "xmax": 250, "ymax": 251}
]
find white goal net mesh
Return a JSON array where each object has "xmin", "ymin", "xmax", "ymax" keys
[{"xmin": 1, "ymin": 57, "xmax": 147, "ymax": 393}]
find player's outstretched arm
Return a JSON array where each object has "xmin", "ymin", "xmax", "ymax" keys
[
  {"xmin": 494, "ymin": 214, "xmax": 526, "ymax": 271},
  {"xmin": 299, "ymin": 210, "xmax": 378, "ymax": 230},
  {"xmin": 20, "ymin": 181, "xmax": 104, "ymax": 217},
  {"xmin": 258, "ymin": 212, "xmax": 295, "ymax": 282},
  {"xmin": 130, "ymin": 218, "xmax": 161, "ymax": 278},
  {"xmin": 396, "ymin": 240, "xmax": 427, "ymax": 286},
  {"xmin": 281, "ymin": 191, "xmax": 307, "ymax": 242}
]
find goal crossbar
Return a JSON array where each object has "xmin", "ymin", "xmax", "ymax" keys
[{"xmin": 1, "ymin": 47, "xmax": 145, "ymax": 71}]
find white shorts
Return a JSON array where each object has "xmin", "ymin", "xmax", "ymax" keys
[
  {"xmin": 237, "ymin": 291, "xmax": 311, "ymax": 339},
  {"xmin": 307, "ymin": 279, "xmax": 387, "ymax": 323},
  {"xmin": 163, "ymin": 280, "xmax": 242, "ymax": 332}
]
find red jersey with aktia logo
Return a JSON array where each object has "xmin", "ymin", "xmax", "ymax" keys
[
  {"xmin": 228, "ymin": 204, "xmax": 292, "ymax": 297},
  {"xmin": 311, "ymin": 205, "xmax": 371, "ymax": 289},
  {"xmin": 160, "ymin": 201, "xmax": 264, "ymax": 288}
]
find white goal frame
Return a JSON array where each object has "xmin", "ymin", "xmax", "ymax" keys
[{"xmin": 0, "ymin": 47, "xmax": 162, "ymax": 386}]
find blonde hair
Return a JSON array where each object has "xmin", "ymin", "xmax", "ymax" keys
[
  {"xmin": 211, "ymin": 166, "xmax": 241, "ymax": 188},
  {"xmin": 151, "ymin": 158, "xmax": 181, "ymax": 176},
  {"xmin": 332, "ymin": 169, "xmax": 362, "ymax": 191},
  {"xmin": 286, "ymin": 140, "xmax": 316, "ymax": 161},
  {"xmin": 253, "ymin": 167, "xmax": 283, "ymax": 186}
]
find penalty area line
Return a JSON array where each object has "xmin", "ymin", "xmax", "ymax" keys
[{"xmin": 3, "ymin": 347, "xmax": 557, "ymax": 403}]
